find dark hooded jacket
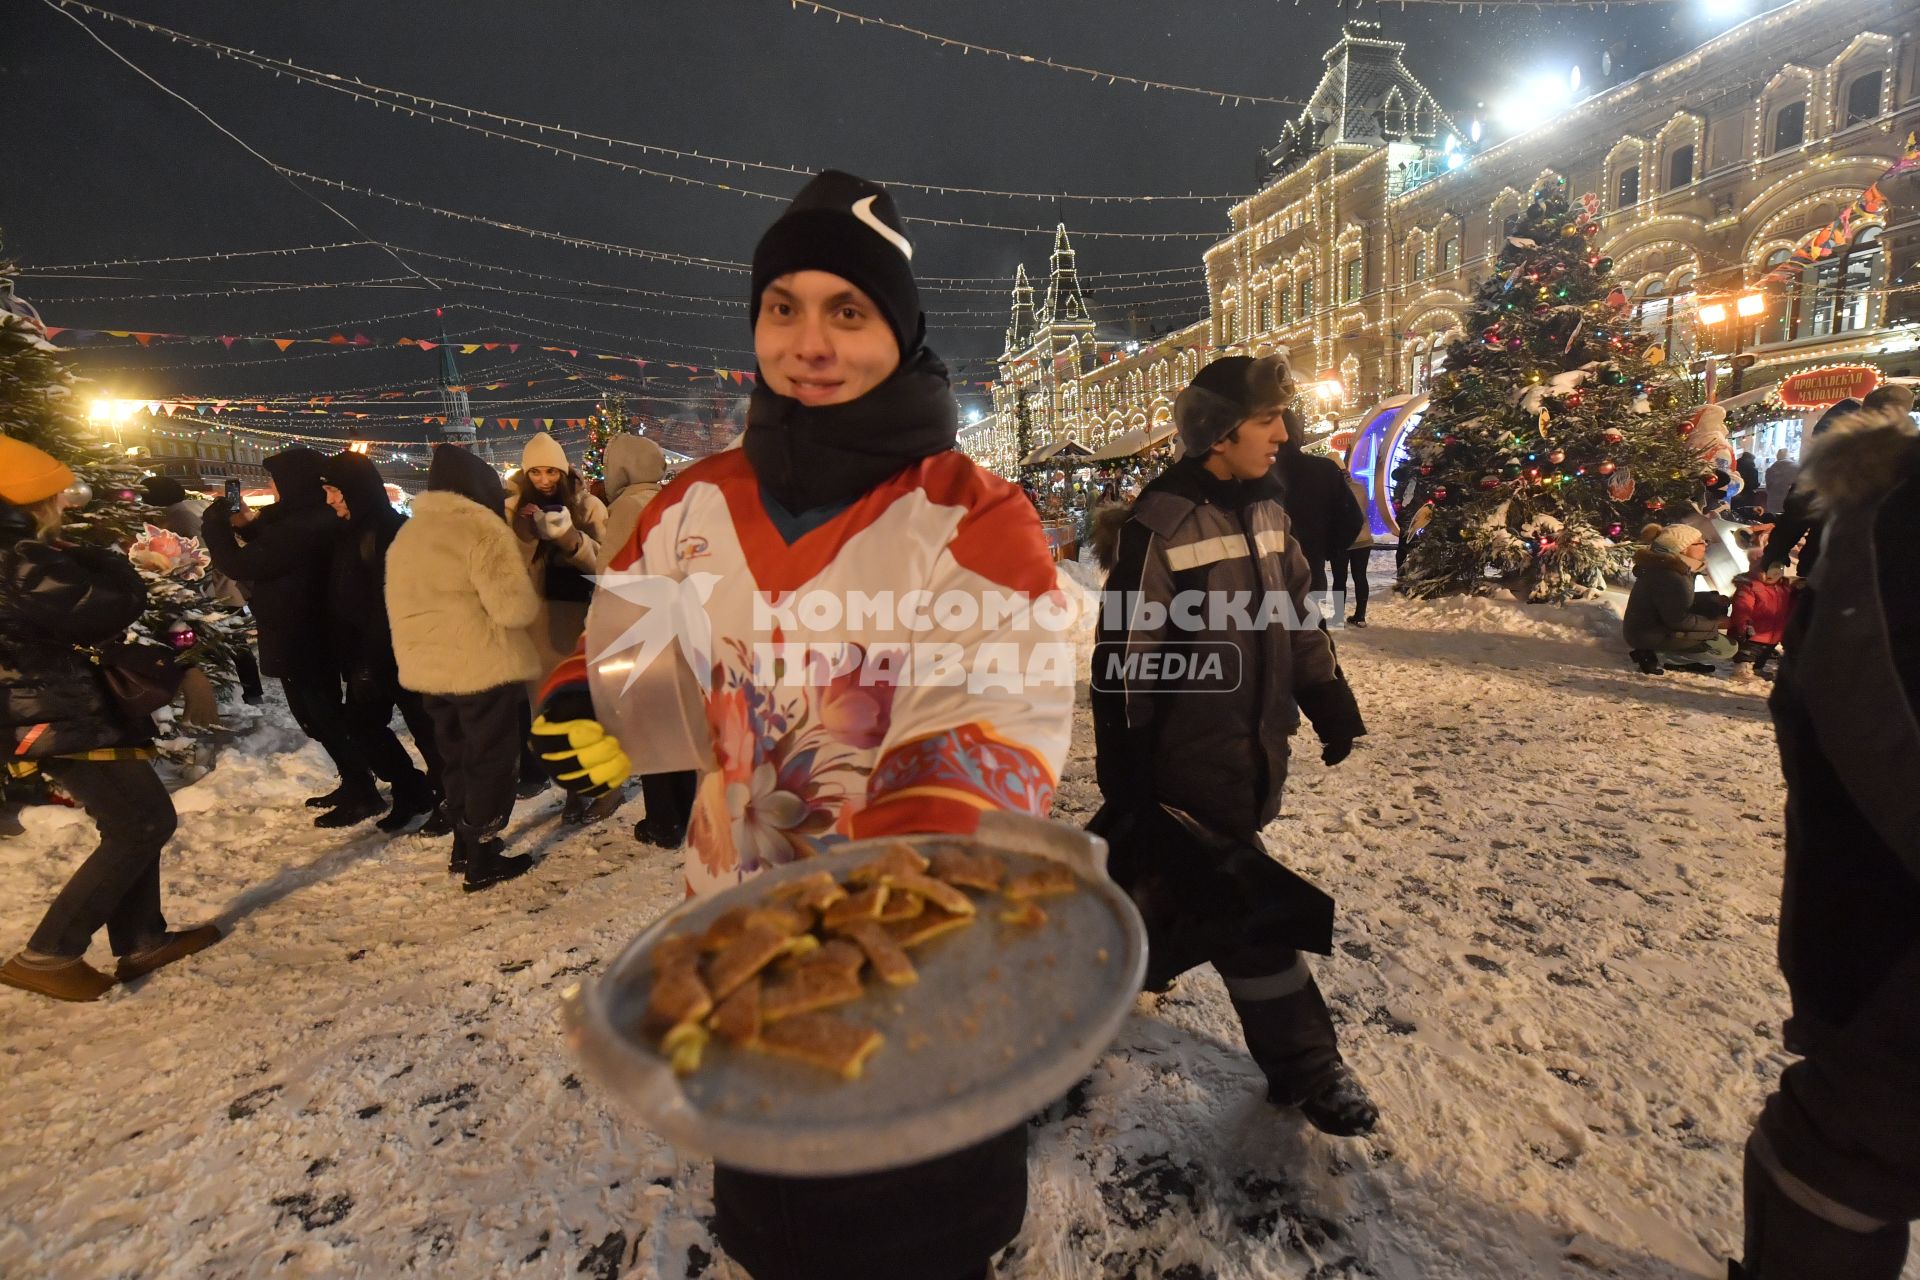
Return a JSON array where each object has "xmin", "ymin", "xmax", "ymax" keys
[
  {"xmin": 318, "ymin": 452, "xmax": 407, "ymax": 694},
  {"xmin": 1768, "ymin": 403, "xmax": 1920, "ymax": 1049},
  {"xmin": 200, "ymin": 446, "xmax": 339, "ymax": 678},
  {"xmin": 1269, "ymin": 409, "xmax": 1364, "ymax": 591},
  {"xmin": 1092, "ymin": 457, "xmax": 1364, "ymax": 838},
  {"xmin": 1760, "ymin": 398, "xmax": 1863, "ymax": 578},
  {"xmin": 0, "ymin": 503, "xmax": 153, "ymax": 758}
]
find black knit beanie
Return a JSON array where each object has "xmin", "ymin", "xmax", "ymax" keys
[{"xmin": 750, "ymin": 170, "xmax": 923, "ymax": 357}]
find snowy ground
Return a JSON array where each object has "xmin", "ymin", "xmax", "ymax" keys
[{"xmin": 5, "ymin": 565, "xmax": 1915, "ymax": 1280}]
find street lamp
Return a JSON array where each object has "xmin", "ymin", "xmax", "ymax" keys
[{"xmin": 1697, "ymin": 292, "xmax": 1768, "ymax": 393}]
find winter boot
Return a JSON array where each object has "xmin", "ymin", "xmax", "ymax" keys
[
  {"xmin": 461, "ymin": 827, "xmax": 533, "ymax": 892},
  {"xmin": 376, "ymin": 775, "xmax": 437, "ymax": 835},
  {"xmin": 1630, "ymin": 649, "xmax": 1665, "ymax": 675},
  {"xmin": 447, "ymin": 828, "xmax": 471, "ymax": 876},
  {"xmin": 314, "ymin": 783, "xmax": 385, "ymax": 828},
  {"xmin": 1733, "ymin": 1138, "xmax": 1908, "ymax": 1279},
  {"xmin": 114, "ymin": 924, "xmax": 222, "ymax": 982},
  {"xmin": 1230, "ymin": 967, "xmax": 1378, "ymax": 1137},
  {"xmin": 562, "ymin": 790, "xmax": 622, "ymax": 827},
  {"xmin": 305, "ymin": 783, "xmax": 352, "ymax": 809},
  {"xmin": 1667, "ymin": 659, "xmax": 1719, "ymax": 675},
  {"xmin": 517, "ymin": 745, "xmax": 550, "ymax": 800},
  {"xmin": 419, "ymin": 802, "xmax": 454, "ymax": 839},
  {"xmin": 0, "ymin": 950, "xmax": 115, "ymax": 1002}
]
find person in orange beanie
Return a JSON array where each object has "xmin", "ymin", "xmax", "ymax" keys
[{"xmin": 0, "ymin": 438, "xmax": 221, "ymax": 1001}]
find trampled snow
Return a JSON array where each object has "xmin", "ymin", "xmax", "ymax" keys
[{"xmin": 5, "ymin": 565, "xmax": 1915, "ymax": 1279}]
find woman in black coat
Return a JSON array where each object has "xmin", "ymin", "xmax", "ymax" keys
[
  {"xmin": 318, "ymin": 452, "xmax": 439, "ymax": 833},
  {"xmin": 0, "ymin": 450, "xmax": 218, "ymax": 1003}
]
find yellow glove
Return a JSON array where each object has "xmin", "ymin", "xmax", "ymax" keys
[{"xmin": 530, "ymin": 711, "xmax": 631, "ymax": 799}]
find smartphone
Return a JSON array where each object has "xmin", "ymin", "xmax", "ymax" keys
[{"xmin": 223, "ymin": 478, "xmax": 244, "ymax": 505}]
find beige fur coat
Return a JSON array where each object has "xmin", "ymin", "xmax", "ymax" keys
[{"xmin": 385, "ymin": 491, "xmax": 543, "ymax": 696}]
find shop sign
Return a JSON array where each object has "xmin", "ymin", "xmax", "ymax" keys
[{"xmin": 1777, "ymin": 364, "xmax": 1882, "ymax": 409}]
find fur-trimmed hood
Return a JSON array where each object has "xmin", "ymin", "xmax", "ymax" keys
[
  {"xmin": 1090, "ymin": 502, "xmax": 1133, "ymax": 572},
  {"xmin": 1798, "ymin": 403, "xmax": 1920, "ymax": 514}
]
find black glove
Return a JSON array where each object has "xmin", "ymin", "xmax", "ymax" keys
[
  {"xmin": 1321, "ymin": 739, "xmax": 1355, "ymax": 767},
  {"xmin": 529, "ymin": 688, "xmax": 630, "ymax": 799},
  {"xmin": 1295, "ymin": 676, "xmax": 1366, "ymax": 748}
]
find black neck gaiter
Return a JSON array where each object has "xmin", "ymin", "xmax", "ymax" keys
[{"xmin": 742, "ymin": 346, "xmax": 959, "ymax": 513}]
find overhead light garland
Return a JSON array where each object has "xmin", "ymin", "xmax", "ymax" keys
[{"xmin": 53, "ymin": 0, "xmax": 1244, "ymax": 204}]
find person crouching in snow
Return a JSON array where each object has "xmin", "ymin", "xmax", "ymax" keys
[
  {"xmin": 1090, "ymin": 353, "xmax": 1378, "ymax": 1137},
  {"xmin": 385, "ymin": 445, "xmax": 544, "ymax": 891},
  {"xmin": 529, "ymin": 170, "xmax": 1074, "ymax": 1280},
  {"xmin": 504, "ymin": 430, "xmax": 610, "ymax": 823},
  {"xmin": 1622, "ymin": 523, "xmax": 1733, "ymax": 675}
]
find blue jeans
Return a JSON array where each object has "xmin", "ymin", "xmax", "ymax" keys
[{"xmin": 28, "ymin": 758, "xmax": 177, "ymax": 958}]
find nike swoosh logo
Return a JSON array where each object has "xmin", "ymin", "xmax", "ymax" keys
[{"xmin": 852, "ymin": 195, "xmax": 914, "ymax": 261}]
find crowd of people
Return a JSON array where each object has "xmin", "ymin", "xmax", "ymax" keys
[{"xmin": 2, "ymin": 167, "xmax": 1917, "ymax": 1279}]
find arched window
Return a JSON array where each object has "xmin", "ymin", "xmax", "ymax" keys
[
  {"xmin": 1344, "ymin": 256, "xmax": 1364, "ymax": 303},
  {"xmin": 1279, "ymin": 279, "xmax": 1293, "ymax": 325},
  {"xmin": 1412, "ymin": 245, "xmax": 1428, "ymax": 280},
  {"xmin": 1806, "ymin": 225, "xmax": 1881, "ymax": 338},
  {"xmin": 1844, "ymin": 71, "xmax": 1882, "ymax": 127},
  {"xmin": 1441, "ymin": 237, "xmax": 1460, "ymax": 271},
  {"xmin": 1617, "ymin": 165, "xmax": 1640, "ymax": 208},
  {"xmin": 1771, "ymin": 101, "xmax": 1806, "ymax": 152},
  {"xmin": 1298, "ymin": 276, "xmax": 1314, "ymax": 319},
  {"xmin": 1761, "ymin": 249, "xmax": 1793, "ymax": 342},
  {"xmin": 1665, "ymin": 145, "xmax": 1694, "ymax": 191}
]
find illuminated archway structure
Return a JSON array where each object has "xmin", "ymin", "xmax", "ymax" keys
[{"xmin": 1345, "ymin": 392, "xmax": 1427, "ymax": 538}]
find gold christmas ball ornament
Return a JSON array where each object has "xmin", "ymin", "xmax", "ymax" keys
[
  {"xmin": 1537, "ymin": 408, "xmax": 1552, "ymax": 435},
  {"xmin": 1645, "ymin": 345, "xmax": 1666, "ymax": 365}
]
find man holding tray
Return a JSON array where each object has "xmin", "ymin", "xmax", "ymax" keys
[{"xmin": 531, "ymin": 171, "xmax": 1075, "ymax": 1280}]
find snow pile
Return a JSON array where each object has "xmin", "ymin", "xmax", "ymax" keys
[{"xmin": 3, "ymin": 572, "xmax": 1913, "ymax": 1278}]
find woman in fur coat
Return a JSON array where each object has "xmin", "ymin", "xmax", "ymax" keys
[
  {"xmin": 503, "ymin": 431, "xmax": 611, "ymax": 822},
  {"xmin": 386, "ymin": 445, "xmax": 543, "ymax": 891}
]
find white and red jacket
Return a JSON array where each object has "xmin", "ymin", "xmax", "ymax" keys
[{"xmin": 543, "ymin": 448, "xmax": 1074, "ymax": 898}]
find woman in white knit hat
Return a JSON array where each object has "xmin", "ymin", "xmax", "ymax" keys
[
  {"xmin": 1621, "ymin": 522, "xmax": 1734, "ymax": 674},
  {"xmin": 502, "ymin": 431, "xmax": 610, "ymax": 821}
]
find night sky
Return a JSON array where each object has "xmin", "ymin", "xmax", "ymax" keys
[{"xmin": 5, "ymin": 0, "xmax": 1716, "ymax": 450}]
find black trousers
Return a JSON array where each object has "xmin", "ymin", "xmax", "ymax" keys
[
  {"xmin": 638, "ymin": 770, "xmax": 697, "ymax": 838},
  {"xmin": 712, "ymin": 1126, "xmax": 1027, "ymax": 1280},
  {"xmin": 28, "ymin": 758, "xmax": 176, "ymax": 958},
  {"xmin": 1329, "ymin": 548, "xmax": 1372, "ymax": 620},
  {"xmin": 423, "ymin": 684, "xmax": 525, "ymax": 837},
  {"xmin": 284, "ymin": 668, "xmax": 427, "ymax": 796},
  {"xmin": 1735, "ymin": 640, "xmax": 1779, "ymax": 671},
  {"xmin": 231, "ymin": 646, "xmax": 263, "ymax": 700}
]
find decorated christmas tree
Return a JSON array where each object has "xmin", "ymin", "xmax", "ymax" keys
[
  {"xmin": 1400, "ymin": 183, "xmax": 1705, "ymax": 602},
  {"xmin": 0, "ymin": 245, "xmax": 249, "ymax": 684},
  {"xmin": 580, "ymin": 393, "xmax": 637, "ymax": 484}
]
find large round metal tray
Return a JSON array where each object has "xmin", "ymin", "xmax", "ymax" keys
[{"xmin": 560, "ymin": 809, "xmax": 1147, "ymax": 1176}]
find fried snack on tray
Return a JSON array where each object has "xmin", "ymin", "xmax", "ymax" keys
[
  {"xmin": 882, "ymin": 871, "xmax": 976, "ymax": 917},
  {"xmin": 873, "ymin": 889, "xmax": 926, "ymax": 923},
  {"xmin": 928, "ymin": 847, "xmax": 1006, "ymax": 893},
  {"xmin": 846, "ymin": 842, "xmax": 929, "ymax": 885},
  {"xmin": 1004, "ymin": 863, "xmax": 1077, "ymax": 900},
  {"xmin": 886, "ymin": 903, "xmax": 975, "ymax": 948},
  {"xmin": 663, "ymin": 1022, "xmax": 710, "ymax": 1076},
  {"xmin": 752, "ymin": 1012, "xmax": 884, "ymax": 1080},
  {"xmin": 793, "ymin": 938, "xmax": 866, "ymax": 977},
  {"xmin": 699, "ymin": 906, "xmax": 754, "ymax": 953},
  {"xmin": 821, "ymin": 884, "xmax": 889, "ymax": 930},
  {"xmin": 841, "ymin": 920, "xmax": 917, "ymax": 986},
  {"xmin": 651, "ymin": 933, "xmax": 704, "ymax": 973},
  {"xmin": 707, "ymin": 924, "xmax": 794, "ymax": 1000},
  {"xmin": 645, "ymin": 951, "xmax": 714, "ymax": 1034},
  {"xmin": 743, "ymin": 904, "xmax": 815, "ymax": 937},
  {"xmin": 768, "ymin": 871, "xmax": 848, "ymax": 913},
  {"xmin": 762, "ymin": 963, "xmax": 866, "ymax": 1022},
  {"xmin": 708, "ymin": 976, "xmax": 762, "ymax": 1046}
]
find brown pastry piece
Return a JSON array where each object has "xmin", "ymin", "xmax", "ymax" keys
[
  {"xmin": 651, "ymin": 933, "xmax": 704, "ymax": 972},
  {"xmin": 882, "ymin": 871, "xmax": 976, "ymax": 917},
  {"xmin": 752, "ymin": 1013, "xmax": 884, "ymax": 1079},
  {"xmin": 999, "ymin": 901, "xmax": 1047, "ymax": 927},
  {"xmin": 762, "ymin": 963, "xmax": 866, "ymax": 1022},
  {"xmin": 887, "ymin": 903, "xmax": 975, "ymax": 948},
  {"xmin": 645, "ymin": 955, "xmax": 713, "ymax": 1034},
  {"xmin": 929, "ymin": 848, "xmax": 1006, "ymax": 893},
  {"xmin": 707, "ymin": 923, "xmax": 792, "ymax": 1000},
  {"xmin": 707, "ymin": 976, "xmax": 762, "ymax": 1047},
  {"xmin": 1004, "ymin": 863, "xmax": 1077, "ymax": 900},
  {"xmin": 821, "ymin": 884, "xmax": 890, "ymax": 930},
  {"xmin": 743, "ymin": 904, "xmax": 814, "ymax": 937},
  {"xmin": 874, "ymin": 890, "xmax": 925, "ymax": 923},
  {"xmin": 700, "ymin": 906, "xmax": 755, "ymax": 952},
  {"xmin": 841, "ymin": 920, "xmax": 918, "ymax": 986},
  {"xmin": 803, "ymin": 938, "xmax": 868, "ymax": 976},
  {"xmin": 846, "ymin": 842, "xmax": 929, "ymax": 885},
  {"xmin": 769, "ymin": 871, "xmax": 848, "ymax": 913},
  {"xmin": 661, "ymin": 1022, "xmax": 710, "ymax": 1076}
]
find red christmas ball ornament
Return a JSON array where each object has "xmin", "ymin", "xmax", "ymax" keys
[
  {"xmin": 1645, "ymin": 498, "xmax": 1665, "ymax": 511},
  {"xmin": 1419, "ymin": 464, "xmax": 1432, "ymax": 476},
  {"xmin": 1547, "ymin": 448, "xmax": 1566, "ymax": 464},
  {"xmin": 166, "ymin": 625, "xmax": 197, "ymax": 651},
  {"xmin": 1582, "ymin": 222, "xmax": 1600, "ymax": 236},
  {"xmin": 1478, "ymin": 474, "xmax": 1500, "ymax": 490},
  {"xmin": 1597, "ymin": 460, "xmax": 1616, "ymax": 475},
  {"xmin": 1601, "ymin": 428, "xmax": 1624, "ymax": 443},
  {"xmin": 1443, "ymin": 434, "xmax": 1460, "ymax": 446}
]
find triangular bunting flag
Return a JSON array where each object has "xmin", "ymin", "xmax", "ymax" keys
[
  {"xmin": 417, "ymin": 341, "xmax": 438, "ymax": 352},
  {"xmin": 43, "ymin": 326, "xmax": 64, "ymax": 339},
  {"xmin": 273, "ymin": 339, "xmax": 295, "ymax": 352},
  {"xmin": 134, "ymin": 333, "xmax": 155, "ymax": 346},
  {"xmin": 541, "ymin": 419, "xmax": 553, "ymax": 429},
  {"xmin": 327, "ymin": 334, "xmax": 349, "ymax": 345},
  {"xmin": 220, "ymin": 336, "xmax": 237, "ymax": 348},
  {"xmin": 507, "ymin": 343, "xmax": 520, "ymax": 353},
  {"xmin": 352, "ymin": 334, "xmax": 371, "ymax": 346}
]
